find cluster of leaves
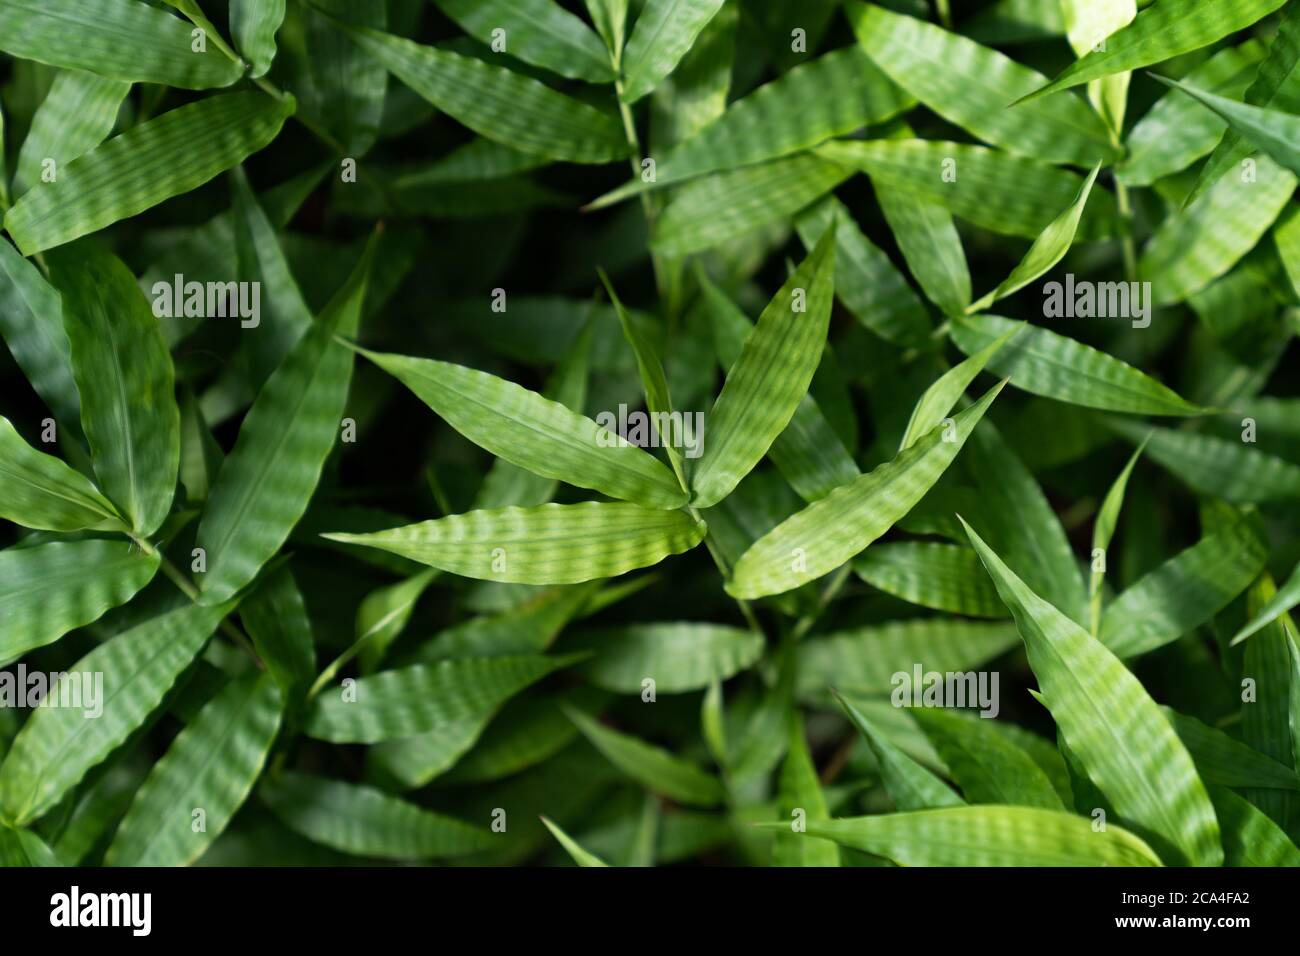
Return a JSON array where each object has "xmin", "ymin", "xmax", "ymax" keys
[{"xmin": 0, "ymin": 0, "xmax": 1299, "ymax": 868}]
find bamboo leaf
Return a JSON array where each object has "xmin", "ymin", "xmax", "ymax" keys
[
  {"xmin": 728, "ymin": 380, "xmax": 1004, "ymax": 600},
  {"xmin": 106, "ymin": 673, "xmax": 283, "ymax": 866},
  {"xmin": 0, "ymin": 825, "xmax": 61, "ymax": 866},
  {"xmin": 0, "ymin": 540, "xmax": 159, "ymax": 665},
  {"xmin": 0, "ymin": 238, "xmax": 80, "ymax": 432},
  {"xmin": 1155, "ymin": 75, "xmax": 1300, "ymax": 181},
  {"xmin": 835, "ymin": 691, "xmax": 964, "ymax": 811},
  {"xmin": 1233, "ymin": 559, "xmax": 1300, "ymax": 646},
  {"xmin": 0, "ymin": 0, "xmax": 244, "ymax": 89},
  {"xmin": 911, "ymin": 709, "xmax": 1064, "ymax": 809},
  {"xmin": 1209, "ymin": 785, "xmax": 1300, "ymax": 867},
  {"xmin": 47, "ymin": 244, "xmax": 179, "ymax": 537},
  {"xmin": 12, "ymin": 70, "xmax": 129, "ymax": 198},
  {"xmin": 239, "ymin": 565, "xmax": 317, "ymax": 699},
  {"xmin": 0, "ymin": 416, "xmax": 122, "ymax": 532},
  {"xmin": 1164, "ymin": 707, "xmax": 1300, "ymax": 792},
  {"xmin": 876, "ymin": 189, "xmax": 970, "ymax": 319},
  {"xmin": 5, "ymin": 92, "xmax": 294, "ymax": 255},
  {"xmin": 854, "ymin": 542, "xmax": 1006, "ymax": 619},
  {"xmin": 620, "ymin": 0, "xmax": 727, "ymax": 104},
  {"xmin": 690, "ymin": 229, "xmax": 835, "ymax": 508},
  {"xmin": 231, "ymin": 0, "xmax": 286, "ymax": 77},
  {"xmin": 1061, "ymin": 0, "xmax": 1136, "ymax": 135},
  {"xmin": 951, "ymin": 315, "xmax": 1206, "ymax": 416},
  {"xmin": 1090, "ymin": 442, "xmax": 1145, "ymax": 633},
  {"xmin": 899, "ymin": 327, "xmax": 1018, "ymax": 450},
  {"xmin": 433, "ymin": 0, "xmax": 614, "ymax": 83},
  {"xmin": 568, "ymin": 622, "xmax": 763, "ymax": 693},
  {"xmin": 541, "ymin": 816, "xmax": 610, "ymax": 866},
  {"xmin": 342, "ymin": 22, "xmax": 626, "ymax": 163},
  {"xmin": 961, "ymin": 519, "xmax": 1223, "ymax": 866},
  {"xmin": 0, "ymin": 601, "xmax": 229, "ymax": 825},
  {"xmin": 773, "ymin": 713, "xmax": 839, "ymax": 866}
]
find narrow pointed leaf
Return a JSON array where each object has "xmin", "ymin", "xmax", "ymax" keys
[
  {"xmin": 962, "ymin": 519, "xmax": 1222, "ymax": 867},
  {"xmin": 1233, "ymin": 559, "xmax": 1300, "ymax": 646},
  {"xmin": 0, "ymin": 601, "xmax": 228, "ymax": 825},
  {"xmin": 1164, "ymin": 707, "xmax": 1300, "ymax": 792},
  {"xmin": 1090, "ymin": 442, "xmax": 1145, "ymax": 633},
  {"xmin": 106, "ymin": 674, "xmax": 283, "ymax": 866},
  {"xmin": 854, "ymin": 543, "xmax": 1006, "ymax": 618},
  {"xmin": 836, "ymin": 692, "xmax": 963, "ymax": 811},
  {"xmin": 239, "ymin": 566, "xmax": 317, "ymax": 698},
  {"xmin": 5, "ymin": 92, "xmax": 294, "ymax": 255},
  {"xmin": 773, "ymin": 714, "xmax": 839, "ymax": 866},
  {"xmin": 729, "ymin": 381, "xmax": 1003, "ymax": 600},
  {"xmin": 899, "ymin": 327, "xmax": 1018, "ymax": 450},
  {"xmin": 620, "ymin": 0, "xmax": 727, "ymax": 104},
  {"xmin": 541, "ymin": 816, "xmax": 610, "ymax": 866},
  {"xmin": 876, "ymin": 189, "xmax": 970, "ymax": 318},
  {"xmin": 0, "ymin": 416, "xmax": 122, "ymax": 532},
  {"xmin": 1156, "ymin": 75, "xmax": 1300, "ymax": 181},
  {"xmin": 569, "ymin": 623, "xmax": 763, "ymax": 693},
  {"xmin": 691, "ymin": 230, "xmax": 835, "ymax": 507},
  {"xmin": 12, "ymin": 70, "xmax": 129, "ymax": 198},
  {"xmin": 433, "ymin": 0, "xmax": 613, "ymax": 83},
  {"xmin": 1209, "ymin": 785, "xmax": 1300, "ymax": 867},
  {"xmin": 0, "ymin": 826, "xmax": 61, "ymax": 866},
  {"xmin": 912, "ymin": 709, "xmax": 1064, "ymax": 809},
  {"xmin": 1061, "ymin": 0, "xmax": 1136, "ymax": 135}
]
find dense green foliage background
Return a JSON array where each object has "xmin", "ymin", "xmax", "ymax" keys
[{"xmin": 0, "ymin": 0, "xmax": 1299, "ymax": 867}]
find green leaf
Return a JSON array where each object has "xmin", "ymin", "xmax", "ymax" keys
[
  {"xmin": 847, "ymin": 2, "xmax": 1116, "ymax": 166},
  {"xmin": 690, "ymin": 229, "xmax": 835, "ymax": 508},
  {"xmin": 1100, "ymin": 511, "xmax": 1268, "ymax": 658},
  {"xmin": 876, "ymin": 189, "xmax": 970, "ymax": 318},
  {"xmin": 47, "ymin": 244, "xmax": 179, "ymax": 537},
  {"xmin": 342, "ymin": 22, "xmax": 626, "ymax": 163},
  {"xmin": 951, "ymin": 315, "xmax": 1205, "ymax": 416},
  {"xmin": 1061, "ymin": 0, "xmax": 1136, "ymax": 135},
  {"xmin": 298, "ymin": 0, "xmax": 387, "ymax": 157},
  {"xmin": 239, "ymin": 566, "xmax": 317, "ymax": 699},
  {"xmin": 961, "ymin": 519, "xmax": 1223, "ymax": 866},
  {"xmin": 899, "ymin": 327, "xmax": 1018, "ymax": 450},
  {"xmin": 231, "ymin": 0, "xmax": 286, "ymax": 77},
  {"xmin": 259, "ymin": 771, "xmax": 493, "ymax": 860},
  {"xmin": 0, "ymin": 540, "xmax": 159, "ymax": 665},
  {"xmin": 1232, "ymin": 559, "xmax": 1300, "ymax": 646},
  {"xmin": 1188, "ymin": 4, "xmax": 1300, "ymax": 207},
  {"xmin": 0, "ymin": 415, "xmax": 122, "ymax": 532},
  {"xmin": 854, "ymin": 542, "xmax": 1006, "ymax": 619},
  {"xmin": 0, "ymin": 601, "xmax": 228, "ymax": 825},
  {"xmin": 1164, "ymin": 707, "xmax": 1300, "ymax": 792},
  {"xmin": 569, "ymin": 622, "xmax": 763, "ymax": 693},
  {"xmin": 0, "ymin": 825, "xmax": 61, "ymax": 866},
  {"xmin": 819, "ymin": 139, "xmax": 1118, "ymax": 240},
  {"xmin": 584, "ymin": 0, "xmax": 627, "ymax": 61},
  {"xmin": 835, "ymin": 691, "xmax": 963, "ymax": 811},
  {"xmin": 5, "ymin": 91, "xmax": 294, "ymax": 255},
  {"xmin": 728, "ymin": 380, "xmax": 1004, "ymax": 600},
  {"xmin": 105, "ymin": 673, "xmax": 283, "ymax": 866},
  {"xmin": 324, "ymin": 502, "xmax": 704, "ymax": 586},
  {"xmin": 354, "ymin": 345, "xmax": 686, "ymax": 509},
  {"xmin": 652, "ymin": 153, "xmax": 853, "ymax": 257},
  {"xmin": 1017, "ymin": 0, "xmax": 1288, "ymax": 105},
  {"xmin": 911, "ymin": 709, "xmax": 1065, "ymax": 809},
  {"xmin": 0, "ymin": 238, "xmax": 80, "ymax": 431},
  {"xmin": 304, "ymin": 654, "xmax": 576, "ymax": 743},
  {"xmin": 968, "ymin": 163, "xmax": 1100, "ymax": 313},
  {"xmin": 196, "ymin": 238, "xmax": 373, "ymax": 605},
  {"xmin": 778, "ymin": 806, "xmax": 1161, "ymax": 866},
  {"xmin": 591, "ymin": 47, "xmax": 911, "ymax": 207},
  {"xmin": 12, "ymin": 70, "xmax": 129, "ymax": 198},
  {"xmin": 0, "ymin": 0, "xmax": 243, "ymax": 89},
  {"xmin": 1155, "ymin": 75, "xmax": 1300, "ymax": 182},
  {"xmin": 351, "ymin": 569, "xmax": 438, "ymax": 673},
  {"xmin": 541, "ymin": 816, "xmax": 610, "ymax": 866},
  {"xmin": 564, "ymin": 705, "xmax": 726, "ymax": 806},
  {"xmin": 1090, "ymin": 442, "xmax": 1145, "ymax": 633},
  {"xmin": 1209, "ymin": 785, "xmax": 1300, "ymax": 867},
  {"xmin": 433, "ymin": 0, "xmax": 614, "ymax": 83},
  {"xmin": 773, "ymin": 713, "xmax": 839, "ymax": 866},
  {"xmin": 620, "ymin": 0, "xmax": 727, "ymax": 104}
]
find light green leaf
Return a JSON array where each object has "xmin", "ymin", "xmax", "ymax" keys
[
  {"xmin": 1090, "ymin": 442, "xmax": 1145, "ymax": 633},
  {"xmin": 5, "ymin": 91, "xmax": 294, "ymax": 255},
  {"xmin": 951, "ymin": 315, "xmax": 1205, "ymax": 416},
  {"xmin": 106, "ymin": 674, "xmax": 283, "ymax": 866},
  {"xmin": 324, "ymin": 503, "xmax": 704, "ymax": 585},
  {"xmin": 342, "ymin": 22, "xmax": 626, "ymax": 163},
  {"xmin": 0, "ymin": 825, "xmax": 61, "ymax": 866},
  {"xmin": 231, "ymin": 0, "xmax": 286, "ymax": 77},
  {"xmin": 620, "ymin": 0, "xmax": 727, "ymax": 104},
  {"xmin": 304, "ymin": 654, "xmax": 576, "ymax": 743},
  {"xmin": 13, "ymin": 70, "xmax": 129, "ymax": 198},
  {"xmin": 1100, "ymin": 511, "xmax": 1268, "ymax": 658},
  {"xmin": 1155, "ymin": 75, "xmax": 1300, "ymax": 181},
  {"xmin": 541, "ymin": 816, "xmax": 610, "ymax": 866},
  {"xmin": 564, "ymin": 705, "xmax": 726, "ymax": 806},
  {"xmin": 1232, "ymin": 559, "xmax": 1300, "ymax": 646},
  {"xmin": 899, "ymin": 327, "xmax": 1018, "ymax": 450},
  {"xmin": 592, "ymin": 47, "xmax": 912, "ymax": 207},
  {"xmin": 351, "ymin": 569, "xmax": 438, "ymax": 673},
  {"xmin": 779, "ymin": 806, "xmax": 1161, "ymax": 866},
  {"xmin": 854, "ymin": 542, "xmax": 1006, "ymax": 619},
  {"xmin": 690, "ymin": 229, "xmax": 835, "ymax": 507},
  {"xmin": 911, "ymin": 709, "xmax": 1064, "ymax": 809},
  {"xmin": 847, "ymin": 2, "xmax": 1115, "ymax": 166},
  {"xmin": 728, "ymin": 380, "xmax": 1004, "ymax": 600},
  {"xmin": 0, "ymin": 416, "xmax": 122, "ymax": 532},
  {"xmin": 0, "ymin": 601, "xmax": 228, "ymax": 825},
  {"xmin": 0, "ymin": 540, "xmax": 159, "ymax": 666},
  {"xmin": 196, "ymin": 238, "xmax": 373, "ymax": 605},
  {"xmin": 773, "ymin": 713, "xmax": 839, "ymax": 866},
  {"xmin": 259, "ymin": 772, "xmax": 494, "ymax": 860},
  {"xmin": 1061, "ymin": 0, "xmax": 1136, "ymax": 135},
  {"xmin": 968, "ymin": 163, "xmax": 1100, "ymax": 313},
  {"xmin": 584, "ymin": 0, "xmax": 627, "ymax": 62},
  {"xmin": 876, "ymin": 189, "xmax": 970, "ymax": 318},
  {"xmin": 355, "ymin": 345, "xmax": 685, "ymax": 509},
  {"xmin": 433, "ymin": 0, "xmax": 613, "ymax": 83},
  {"xmin": 961, "ymin": 519, "xmax": 1222, "ymax": 866},
  {"xmin": 1018, "ymin": 0, "xmax": 1287, "ymax": 105},
  {"xmin": 569, "ymin": 622, "xmax": 763, "ymax": 693},
  {"xmin": 47, "ymin": 244, "xmax": 179, "ymax": 537},
  {"xmin": 819, "ymin": 139, "xmax": 1118, "ymax": 240},
  {"xmin": 835, "ymin": 691, "xmax": 963, "ymax": 811},
  {"xmin": 1209, "ymin": 785, "xmax": 1300, "ymax": 867},
  {"xmin": 0, "ymin": 0, "xmax": 243, "ymax": 89}
]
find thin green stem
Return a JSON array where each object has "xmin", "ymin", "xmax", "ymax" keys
[
  {"xmin": 1115, "ymin": 178, "xmax": 1139, "ymax": 285},
  {"xmin": 792, "ymin": 563, "xmax": 852, "ymax": 641},
  {"xmin": 688, "ymin": 505, "xmax": 763, "ymax": 635}
]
